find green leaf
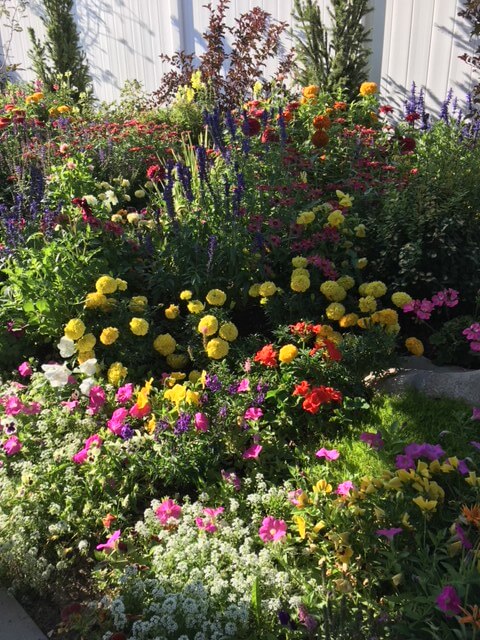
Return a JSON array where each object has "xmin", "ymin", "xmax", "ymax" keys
[
  {"xmin": 23, "ymin": 300, "xmax": 35, "ymax": 313},
  {"xmin": 251, "ymin": 575, "xmax": 261, "ymax": 624},
  {"xmin": 36, "ymin": 299, "xmax": 50, "ymax": 313}
]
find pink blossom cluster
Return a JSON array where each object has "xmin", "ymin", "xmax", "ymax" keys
[
  {"xmin": 403, "ymin": 288, "xmax": 459, "ymax": 321},
  {"xmin": 196, "ymin": 507, "xmax": 224, "ymax": 533},
  {"xmin": 463, "ymin": 322, "xmax": 480, "ymax": 352}
]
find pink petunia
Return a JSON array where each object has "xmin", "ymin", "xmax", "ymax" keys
[
  {"xmin": 242, "ymin": 443, "xmax": 263, "ymax": 459},
  {"xmin": 4, "ymin": 396, "xmax": 26, "ymax": 416},
  {"xmin": 258, "ymin": 516, "xmax": 287, "ymax": 543},
  {"xmin": 96, "ymin": 529, "xmax": 121, "ymax": 551},
  {"xmin": 194, "ymin": 412, "xmax": 209, "ymax": 432},
  {"xmin": 195, "ymin": 506, "xmax": 224, "ymax": 534},
  {"xmin": 87, "ymin": 386, "xmax": 106, "ymax": 415},
  {"xmin": 107, "ymin": 408, "xmax": 128, "ymax": 435},
  {"xmin": 116, "ymin": 383, "xmax": 134, "ymax": 403},
  {"xmin": 376, "ymin": 527, "xmax": 403, "ymax": 540},
  {"xmin": 18, "ymin": 362, "xmax": 33, "ymax": 377},
  {"xmin": 155, "ymin": 499, "xmax": 182, "ymax": 525},
  {"xmin": 244, "ymin": 407, "xmax": 263, "ymax": 421},
  {"xmin": 336, "ymin": 480, "xmax": 354, "ymax": 497},
  {"xmin": 72, "ymin": 449, "xmax": 89, "ymax": 465},
  {"xmin": 472, "ymin": 408, "xmax": 480, "ymax": 421},
  {"xmin": 315, "ymin": 447, "xmax": 340, "ymax": 461},
  {"xmin": 237, "ymin": 379, "xmax": 250, "ymax": 393},
  {"xmin": 61, "ymin": 400, "xmax": 79, "ymax": 412},
  {"xmin": 3, "ymin": 435, "xmax": 22, "ymax": 456}
]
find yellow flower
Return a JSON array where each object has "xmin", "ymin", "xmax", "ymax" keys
[
  {"xmin": 100, "ymin": 327, "xmax": 119, "ymax": 345},
  {"xmin": 371, "ymin": 309, "xmax": 398, "ymax": 326},
  {"xmin": 129, "ymin": 296, "xmax": 148, "ymax": 313},
  {"xmin": 320, "ymin": 280, "xmax": 347, "ymax": 302},
  {"xmin": 130, "ymin": 317, "xmax": 149, "ymax": 336},
  {"xmin": 166, "ymin": 353, "xmax": 189, "ymax": 369},
  {"xmin": 339, "ymin": 313, "xmax": 359, "ymax": 328},
  {"xmin": 107, "ymin": 362, "xmax": 128, "ymax": 385},
  {"xmin": 336, "ymin": 190, "xmax": 353, "ymax": 207},
  {"xmin": 292, "ymin": 515, "xmax": 306, "ymax": 540},
  {"xmin": 391, "ymin": 291, "xmax": 413, "ymax": 308},
  {"xmin": 359, "ymin": 81, "xmax": 378, "ymax": 96},
  {"xmin": 165, "ymin": 304, "xmax": 180, "ymax": 320},
  {"xmin": 336, "ymin": 546, "xmax": 354, "ymax": 564},
  {"xmin": 354, "ymin": 224, "xmax": 366, "ymax": 238},
  {"xmin": 95, "ymin": 275, "xmax": 117, "ymax": 294},
  {"xmin": 186, "ymin": 390, "xmax": 200, "ymax": 405},
  {"xmin": 336, "ymin": 275, "xmax": 355, "ymax": 290},
  {"xmin": 291, "ymin": 275, "xmax": 310, "ymax": 292},
  {"xmin": 197, "ymin": 315, "xmax": 219, "ymax": 337},
  {"xmin": 64, "ymin": 318, "xmax": 86, "ymax": 341},
  {"xmin": 77, "ymin": 350, "xmax": 95, "ymax": 364},
  {"xmin": 405, "ymin": 337, "xmax": 424, "ymax": 357},
  {"xmin": 206, "ymin": 289, "xmax": 227, "ymax": 306},
  {"xmin": 278, "ymin": 344, "xmax": 298, "ymax": 364},
  {"xmin": 219, "ymin": 322, "xmax": 238, "ymax": 342},
  {"xmin": 259, "ymin": 281, "xmax": 277, "ymax": 297},
  {"xmin": 187, "ymin": 300, "xmax": 205, "ymax": 314},
  {"xmin": 253, "ymin": 80, "xmax": 263, "ymax": 95},
  {"xmin": 188, "ymin": 370, "xmax": 202, "ymax": 384},
  {"xmin": 77, "ymin": 333, "xmax": 96, "ymax": 352},
  {"xmin": 292, "ymin": 256, "xmax": 308, "ymax": 268},
  {"xmin": 357, "ymin": 258, "xmax": 368, "ymax": 269},
  {"xmin": 313, "ymin": 479, "xmax": 332, "ymax": 494},
  {"xmin": 205, "ymin": 337, "xmax": 229, "ymax": 359},
  {"xmin": 326, "ymin": 302, "xmax": 345, "ymax": 321},
  {"xmin": 26, "ymin": 92, "xmax": 44, "ymax": 104},
  {"xmin": 115, "ymin": 278, "xmax": 128, "ymax": 291},
  {"xmin": 85, "ymin": 292, "xmax": 107, "ymax": 309},
  {"xmin": 412, "ymin": 496, "xmax": 437, "ymax": 512},
  {"xmin": 359, "ymin": 296, "xmax": 377, "ymax": 313},
  {"xmin": 153, "ymin": 333, "xmax": 176, "ymax": 356},
  {"xmin": 327, "ymin": 209, "xmax": 345, "ymax": 227},
  {"xmin": 180, "ymin": 290, "xmax": 193, "ymax": 300},
  {"xmin": 57, "ymin": 105, "xmax": 70, "ymax": 114},
  {"xmin": 364, "ymin": 281, "xmax": 387, "ymax": 298},
  {"xmin": 334, "ymin": 579, "xmax": 353, "ymax": 594},
  {"xmin": 191, "ymin": 70, "xmax": 203, "ymax": 90},
  {"xmin": 296, "ymin": 211, "xmax": 315, "ymax": 225},
  {"xmin": 248, "ymin": 283, "xmax": 261, "ymax": 297},
  {"xmin": 100, "ymin": 297, "xmax": 117, "ymax": 313},
  {"xmin": 164, "ymin": 383, "xmax": 186, "ymax": 406},
  {"xmin": 357, "ymin": 317, "xmax": 370, "ymax": 329},
  {"xmin": 302, "ymin": 85, "xmax": 320, "ymax": 100},
  {"xmin": 292, "ymin": 268, "xmax": 309, "ymax": 279}
]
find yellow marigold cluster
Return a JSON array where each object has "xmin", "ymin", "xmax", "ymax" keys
[
  {"xmin": 206, "ymin": 289, "xmax": 227, "ymax": 306},
  {"xmin": 129, "ymin": 296, "xmax": 148, "ymax": 313},
  {"xmin": 248, "ymin": 284, "xmax": 261, "ymax": 297},
  {"xmin": 339, "ymin": 313, "xmax": 359, "ymax": 328},
  {"xmin": 326, "ymin": 303, "xmax": 345, "ymax": 321},
  {"xmin": 77, "ymin": 333, "xmax": 96, "ymax": 352},
  {"xmin": 315, "ymin": 324, "xmax": 342, "ymax": 345},
  {"xmin": 279, "ymin": 344, "xmax": 298, "ymax": 364},
  {"xmin": 115, "ymin": 278, "xmax": 128, "ymax": 291},
  {"xmin": 370, "ymin": 309, "xmax": 398, "ymax": 327},
  {"xmin": 85, "ymin": 292, "xmax": 107, "ymax": 309},
  {"xmin": 64, "ymin": 318, "xmax": 86, "ymax": 341},
  {"xmin": 180, "ymin": 290, "xmax": 193, "ymax": 300},
  {"xmin": 206, "ymin": 337, "xmax": 229, "ymax": 359},
  {"xmin": 405, "ymin": 337, "xmax": 424, "ymax": 356},
  {"xmin": 359, "ymin": 82, "xmax": 378, "ymax": 96},
  {"xmin": 153, "ymin": 333, "xmax": 176, "ymax": 356},
  {"xmin": 130, "ymin": 318, "xmax": 149, "ymax": 336},
  {"xmin": 100, "ymin": 327, "xmax": 119, "ymax": 345},
  {"xmin": 198, "ymin": 315, "xmax": 219, "ymax": 337},
  {"xmin": 187, "ymin": 300, "xmax": 205, "ymax": 314},
  {"xmin": 25, "ymin": 92, "xmax": 44, "ymax": 104},
  {"xmin": 219, "ymin": 322, "xmax": 238, "ymax": 342},
  {"xmin": 320, "ymin": 281, "xmax": 347, "ymax": 302},
  {"xmin": 95, "ymin": 275, "xmax": 117, "ymax": 294},
  {"xmin": 166, "ymin": 353, "xmax": 189, "ymax": 369},
  {"xmin": 291, "ymin": 274, "xmax": 310, "ymax": 292},
  {"xmin": 259, "ymin": 281, "xmax": 277, "ymax": 297},
  {"xmin": 336, "ymin": 275, "xmax": 355, "ymax": 291},
  {"xmin": 364, "ymin": 281, "xmax": 387, "ymax": 298},
  {"xmin": 359, "ymin": 296, "xmax": 377, "ymax": 313},
  {"xmin": 355, "ymin": 224, "xmax": 366, "ymax": 238},
  {"xmin": 107, "ymin": 362, "xmax": 128, "ymax": 385},
  {"xmin": 291, "ymin": 256, "xmax": 308, "ymax": 268},
  {"xmin": 302, "ymin": 85, "xmax": 320, "ymax": 100},
  {"xmin": 391, "ymin": 292, "xmax": 413, "ymax": 308}
]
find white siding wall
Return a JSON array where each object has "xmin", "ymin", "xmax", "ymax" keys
[{"xmin": 0, "ymin": 0, "xmax": 477, "ymax": 113}]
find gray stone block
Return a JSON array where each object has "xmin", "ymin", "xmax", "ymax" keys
[{"xmin": 0, "ymin": 589, "xmax": 47, "ymax": 640}]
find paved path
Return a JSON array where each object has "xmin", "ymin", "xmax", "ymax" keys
[{"xmin": 0, "ymin": 589, "xmax": 47, "ymax": 640}]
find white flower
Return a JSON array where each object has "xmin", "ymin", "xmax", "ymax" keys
[
  {"xmin": 84, "ymin": 194, "xmax": 98, "ymax": 206},
  {"xmin": 104, "ymin": 190, "xmax": 118, "ymax": 206},
  {"xmin": 41, "ymin": 363, "xmax": 71, "ymax": 388},
  {"xmin": 79, "ymin": 376, "xmax": 95, "ymax": 396},
  {"xmin": 57, "ymin": 336, "xmax": 77, "ymax": 358},
  {"xmin": 74, "ymin": 358, "xmax": 97, "ymax": 376}
]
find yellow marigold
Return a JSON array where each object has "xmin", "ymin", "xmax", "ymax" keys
[
  {"xmin": 206, "ymin": 289, "xmax": 227, "ymax": 306},
  {"xmin": 107, "ymin": 362, "xmax": 128, "ymax": 386},
  {"xmin": 100, "ymin": 298, "xmax": 117, "ymax": 313},
  {"xmin": 296, "ymin": 211, "xmax": 315, "ymax": 225},
  {"xmin": 153, "ymin": 333, "xmax": 176, "ymax": 356},
  {"xmin": 165, "ymin": 304, "xmax": 180, "ymax": 320},
  {"xmin": 57, "ymin": 104, "xmax": 70, "ymax": 114},
  {"xmin": 385, "ymin": 323, "xmax": 401, "ymax": 335},
  {"xmin": 180, "ymin": 290, "xmax": 193, "ymax": 300},
  {"xmin": 358, "ymin": 283, "xmax": 368, "ymax": 296},
  {"xmin": 405, "ymin": 337, "xmax": 424, "ymax": 357},
  {"xmin": 292, "ymin": 256, "xmax": 308, "ymax": 268},
  {"xmin": 197, "ymin": 315, "xmax": 219, "ymax": 337},
  {"xmin": 359, "ymin": 296, "xmax": 377, "ymax": 313},
  {"xmin": 357, "ymin": 317, "xmax": 370, "ymax": 329},
  {"xmin": 95, "ymin": 275, "xmax": 117, "ymax": 294},
  {"xmin": 259, "ymin": 281, "xmax": 277, "ymax": 297},
  {"xmin": 77, "ymin": 333, "xmax": 96, "ymax": 352},
  {"xmin": 357, "ymin": 258, "xmax": 368, "ymax": 269},
  {"xmin": 291, "ymin": 275, "xmax": 310, "ymax": 292},
  {"xmin": 115, "ymin": 278, "xmax": 128, "ymax": 291},
  {"xmin": 85, "ymin": 292, "xmax": 107, "ymax": 309},
  {"xmin": 130, "ymin": 317, "xmax": 149, "ymax": 336},
  {"xmin": 100, "ymin": 327, "xmax": 119, "ymax": 345},
  {"xmin": 302, "ymin": 85, "xmax": 320, "ymax": 100},
  {"xmin": 336, "ymin": 275, "xmax": 355, "ymax": 291},
  {"xmin": 248, "ymin": 284, "xmax": 261, "ymax": 297},
  {"xmin": 219, "ymin": 322, "xmax": 238, "ymax": 342},
  {"xmin": 355, "ymin": 224, "xmax": 366, "ymax": 238},
  {"xmin": 187, "ymin": 300, "xmax": 205, "ymax": 314},
  {"xmin": 30, "ymin": 92, "xmax": 44, "ymax": 103},
  {"xmin": 292, "ymin": 267, "xmax": 309, "ymax": 279},
  {"xmin": 391, "ymin": 292, "xmax": 413, "ymax": 308},
  {"xmin": 129, "ymin": 296, "xmax": 148, "ymax": 313},
  {"xmin": 206, "ymin": 337, "xmax": 229, "ymax": 360},
  {"xmin": 77, "ymin": 350, "xmax": 95, "ymax": 364},
  {"xmin": 320, "ymin": 281, "xmax": 347, "ymax": 302},
  {"xmin": 166, "ymin": 353, "xmax": 189, "ymax": 369},
  {"xmin": 64, "ymin": 318, "xmax": 86, "ymax": 341},
  {"xmin": 279, "ymin": 344, "xmax": 298, "ymax": 364},
  {"xmin": 327, "ymin": 210, "xmax": 345, "ymax": 227},
  {"xmin": 339, "ymin": 313, "xmax": 359, "ymax": 328},
  {"xmin": 371, "ymin": 308, "xmax": 398, "ymax": 326},
  {"xmin": 359, "ymin": 82, "xmax": 378, "ymax": 97},
  {"xmin": 326, "ymin": 302, "xmax": 346, "ymax": 321},
  {"xmin": 364, "ymin": 281, "xmax": 387, "ymax": 298}
]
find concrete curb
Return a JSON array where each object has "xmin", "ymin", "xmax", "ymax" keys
[{"xmin": 0, "ymin": 589, "xmax": 47, "ymax": 640}]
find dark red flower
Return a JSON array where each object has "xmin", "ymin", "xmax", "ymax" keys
[
  {"xmin": 261, "ymin": 127, "xmax": 279, "ymax": 143},
  {"xmin": 242, "ymin": 117, "xmax": 261, "ymax": 137}
]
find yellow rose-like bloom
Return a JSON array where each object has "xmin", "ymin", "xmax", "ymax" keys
[
  {"xmin": 85, "ymin": 292, "xmax": 107, "ymax": 309},
  {"xmin": 371, "ymin": 309, "xmax": 398, "ymax": 326},
  {"xmin": 187, "ymin": 300, "xmax": 205, "ymax": 314},
  {"xmin": 64, "ymin": 318, "xmax": 86, "ymax": 341},
  {"xmin": 259, "ymin": 281, "xmax": 277, "ymax": 297},
  {"xmin": 130, "ymin": 317, "xmax": 149, "ymax": 336},
  {"xmin": 95, "ymin": 275, "xmax": 117, "ymax": 294},
  {"xmin": 291, "ymin": 275, "xmax": 310, "ymax": 292},
  {"xmin": 165, "ymin": 304, "xmax": 180, "ymax": 320},
  {"xmin": 327, "ymin": 210, "xmax": 345, "ymax": 227},
  {"xmin": 57, "ymin": 105, "xmax": 70, "ymax": 114},
  {"xmin": 365, "ymin": 281, "xmax": 387, "ymax": 298},
  {"xmin": 115, "ymin": 278, "xmax": 128, "ymax": 291},
  {"xmin": 391, "ymin": 292, "xmax": 413, "ymax": 308},
  {"xmin": 326, "ymin": 303, "xmax": 346, "ymax": 321},
  {"xmin": 336, "ymin": 275, "xmax": 355, "ymax": 291},
  {"xmin": 166, "ymin": 353, "xmax": 189, "ymax": 369},
  {"xmin": 359, "ymin": 82, "xmax": 378, "ymax": 96},
  {"xmin": 248, "ymin": 284, "xmax": 261, "ymax": 297},
  {"xmin": 180, "ymin": 290, "xmax": 193, "ymax": 300},
  {"xmin": 206, "ymin": 289, "xmax": 227, "ymax": 306},
  {"xmin": 355, "ymin": 224, "xmax": 366, "ymax": 238},
  {"xmin": 357, "ymin": 258, "xmax": 368, "ymax": 269},
  {"xmin": 153, "ymin": 333, "xmax": 176, "ymax": 356},
  {"xmin": 77, "ymin": 333, "xmax": 96, "ymax": 352},
  {"xmin": 296, "ymin": 211, "xmax": 315, "ymax": 225},
  {"xmin": 279, "ymin": 344, "xmax": 298, "ymax": 364},
  {"xmin": 219, "ymin": 322, "xmax": 238, "ymax": 342},
  {"xmin": 302, "ymin": 85, "xmax": 320, "ymax": 99},
  {"xmin": 339, "ymin": 313, "xmax": 359, "ymax": 328},
  {"xmin": 100, "ymin": 327, "xmax": 119, "ymax": 345},
  {"xmin": 292, "ymin": 268, "xmax": 309, "ymax": 279},
  {"xmin": 77, "ymin": 350, "xmax": 95, "ymax": 364},
  {"xmin": 206, "ymin": 337, "xmax": 229, "ymax": 360},
  {"xmin": 405, "ymin": 337, "xmax": 424, "ymax": 357},
  {"xmin": 197, "ymin": 315, "xmax": 219, "ymax": 337},
  {"xmin": 292, "ymin": 256, "xmax": 308, "ymax": 268},
  {"xmin": 320, "ymin": 281, "xmax": 347, "ymax": 302},
  {"xmin": 129, "ymin": 296, "xmax": 148, "ymax": 313},
  {"xmin": 107, "ymin": 362, "xmax": 128, "ymax": 385},
  {"xmin": 359, "ymin": 296, "xmax": 377, "ymax": 313}
]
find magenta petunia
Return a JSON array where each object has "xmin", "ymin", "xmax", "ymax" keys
[
  {"xmin": 96, "ymin": 529, "xmax": 121, "ymax": 551},
  {"xmin": 316, "ymin": 447, "xmax": 340, "ymax": 461},
  {"xmin": 376, "ymin": 527, "xmax": 403, "ymax": 540},
  {"xmin": 107, "ymin": 408, "xmax": 128, "ymax": 435},
  {"xmin": 242, "ymin": 443, "xmax": 263, "ymax": 459},
  {"xmin": 336, "ymin": 480, "xmax": 354, "ymax": 497},
  {"xmin": 436, "ymin": 585, "xmax": 461, "ymax": 616},
  {"xmin": 3, "ymin": 435, "xmax": 22, "ymax": 456},
  {"xmin": 72, "ymin": 449, "xmax": 89, "ymax": 465},
  {"xmin": 195, "ymin": 506, "xmax": 224, "ymax": 534},
  {"xmin": 259, "ymin": 516, "xmax": 287, "ymax": 542},
  {"xmin": 155, "ymin": 499, "xmax": 182, "ymax": 525},
  {"xmin": 116, "ymin": 383, "xmax": 134, "ymax": 403},
  {"xmin": 18, "ymin": 362, "xmax": 33, "ymax": 377},
  {"xmin": 244, "ymin": 407, "xmax": 263, "ymax": 421},
  {"xmin": 194, "ymin": 412, "xmax": 209, "ymax": 432},
  {"xmin": 472, "ymin": 408, "xmax": 480, "ymax": 421},
  {"xmin": 360, "ymin": 431, "xmax": 384, "ymax": 450},
  {"xmin": 237, "ymin": 378, "xmax": 250, "ymax": 393},
  {"xmin": 4, "ymin": 396, "xmax": 26, "ymax": 416},
  {"xmin": 87, "ymin": 386, "xmax": 106, "ymax": 416}
]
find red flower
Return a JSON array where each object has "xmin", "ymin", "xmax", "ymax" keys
[
  {"xmin": 379, "ymin": 104, "xmax": 394, "ymax": 114},
  {"xmin": 254, "ymin": 344, "xmax": 278, "ymax": 367},
  {"xmin": 321, "ymin": 339, "xmax": 342, "ymax": 362},
  {"xmin": 261, "ymin": 127, "xmax": 279, "ymax": 143},
  {"xmin": 405, "ymin": 112, "xmax": 420, "ymax": 123},
  {"xmin": 400, "ymin": 136, "xmax": 416, "ymax": 152},
  {"xmin": 293, "ymin": 381, "xmax": 310, "ymax": 397},
  {"xmin": 302, "ymin": 386, "xmax": 342, "ymax": 414},
  {"xmin": 242, "ymin": 117, "xmax": 261, "ymax": 136},
  {"xmin": 146, "ymin": 164, "xmax": 165, "ymax": 182}
]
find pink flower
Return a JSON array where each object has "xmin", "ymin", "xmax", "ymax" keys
[
  {"xmin": 436, "ymin": 585, "xmax": 461, "ymax": 616},
  {"xmin": 244, "ymin": 407, "xmax": 263, "ymax": 421},
  {"xmin": 129, "ymin": 403, "xmax": 151, "ymax": 419},
  {"xmin": 61, "ymin": 400, "xmax": 79, "ymax": 412},
  {"xmin": 72, "ymin": 434, "xmax": 102, "ymax": 464},
  {"xmin": 3, "ymin": 435, "xmax": 22, "ymax": 456},
  {"xmin": 242, "ymin": 443, "xmax": 263, "ymax": 459},
  {"xmin": 243, "ymin": 359, "xmax": 252, "ymax": 373},
  {"xmin": 194, "ymin": 412, "xmax": 209, "ymax": 432},
  {"xmin": 18, "ymin": 362, "xmax": 33, "ymax": 377},
  {"xmin": 360, "ymin": 431, "xmax": 384, "ymax": 449},
  {"xmin": 96, "ymin": 529, "xmax": 121, "ymax": 551},
  {"xmin": 432, "ymin": 289, "xmax": 459, "ymax": 308},
  {"xmin": 84, "ymin": 434, "xmax": 103, "ymax": 449},
  {"xmin": 237, "ymin": 379, "xmax": 250, "ymax": 392},
  {"xmin": 116, "ymin": 383, "xmax": 134, "ymax": 403},
  {"xmin": 258, "ymin": 516, "xmax": 287, "ymax": 542},
  {"xmin": 87, "ymin": 386, "xmax": 106, "ymax": 415},
  {"xmin": 288, "ymin": 489, "xmax": 304, "ymax": 506},
  {"xmin": 4, "ymin": 396, "xmax": 26, "ymax": 416},
  {"xmin": 23, "ymin": 402, "xmax": 41, "ymax": 415},
  {"xmin": 155, "ymin": 499, "xmax": 182, "ymax": 525},
  {"xmin": 196, "ymin": 507, "xmax": 224, "ymax": 533},
  {"xmin": 107, "ymin": 408, "xmax": 128, "ymax": 435},
  {"xmin": 315, "ymin": 447, "xmax": 340, "ymax": 461},
  {"xmin": 473, "ymin": 408, "xmax": 480, "ymax": 421},
  {"xmin": 72, "ymin": 449, "xmax": 89, "ymax": 464},
  {"xmin": 336, "ymin": 480, "xmax": 354, "ymax": 497},
  {"xmin": 203, "ymin": 507, "xmax": 224, "ymax": 518},
  {"xmin": 376, "ymin": 527, "xmax": 403, "ymax": 540}
]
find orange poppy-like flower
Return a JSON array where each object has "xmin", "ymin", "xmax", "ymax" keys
[
  {"xmin": 462, "ymin": 503, "xmax": 480, "ymax": 528},
  {"xmin": 334, "ymin": 101, "xmax": 348, "ymax": 111},
  {"xmin": 459, "ymin": 605, "xmax": 480, "ymax": 629},
  {"xmin": 311, "ymin": 129, "xmax": 329, "ymax": 148},
  {"xmin": 313, "ymin": 114, "xmax": 331, "ymax": 130}
]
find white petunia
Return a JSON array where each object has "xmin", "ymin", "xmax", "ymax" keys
[
  {"xmin": 41, "ymin": 363, "xmax": 71, "ymax": 388},
  {"xmin": 57, "ymin": 336, "xmax": 77, "ymax": 358}
]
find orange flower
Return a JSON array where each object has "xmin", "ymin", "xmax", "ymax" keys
[
  {"xmin": 462, "ymin": 504, "xmax": 480, "ymax": 528},
  {"xmin": 278, "ymin": 110, "xmax": 293, "ymax": 123},
  {"xmin": 311, "ymin": 129, "xmax": 329, "ymax": 148},
  {"xmin": 334, "ymin": 101, "xmax": 348, "ymax": 111},
  {"xmin": 253, "ymin": 344, "xmax": 278, "ymax": 367},
  {"xmin": 459, "ymin": 605, "xmax": 480, "ymax": 629},
  {"xmin": 102, "ymin": 513, "xmax": 117, "ymax": 528},
  {"xmin": 302, "ymin": 85, "xmax": 320, "ymax": 100},
  {"xmin": 359, "ymin": 81, "xmax": 378, "ymax": 97},
  {"xmin": 313, "ymin": 114, "xmax": 331, "ymax": 130}
]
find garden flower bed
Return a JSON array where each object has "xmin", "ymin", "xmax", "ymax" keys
[{"xmin": 0, "ymin": 77, "xmax": 479, "ymax": 639}]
